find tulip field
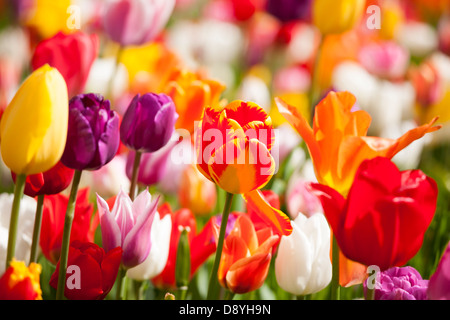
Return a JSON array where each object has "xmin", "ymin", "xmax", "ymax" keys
[{"xmin": 0, "ymin": 0, "xmax": 450, "ymax": 304}]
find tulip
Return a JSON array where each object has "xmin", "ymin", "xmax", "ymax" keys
[
  {"xmin": 364, "ymin": 266, "xmax": 429, "ymax": 300},
  {"xmin": 286, "ymin": 176, "xmax": 323, "ymax": 219},
  {"xmin": 152, "ymin": 204, "xmax": 217, "ymax": 290},
  {"xmin": 218, "ymin": 215, "xmax": 279, "ymax": 294},
  {"xmin": 0, "ymin": 64, "xmax": 68, "ymax": 176},
  {"xmin": 409, "ymin": 60, "xmax": 445, "ymax": 107},
  {"xmin": 266, "ymin": 0, "xmax": 311, "ymax": 23},
  {"xmin": 96, "ymin": 188, "xmax": 159, "ymax": 269},
  {"xmin": 40, "ymin": 188, "xmax": 98, "ymax": 265},
  {"xmin": 276, "ymin": 90, "xmax": 441, "ymax": 196},
  {"xmin": 0, "ymin": 194, "xmax": 37, "ymax": 274},
  {"xmin": 11, "ymin": 161, "xmax": 74, "ymax": 198},
  {"xmin": 438, "ymin": 16, "xmax": 450, "ymax": 56},
  {"xmin": 310, "ymin": 157, "xmax": 438, "ymax": 271},
  {"xmin": 126, "ymin": 211, "xmax": 172, "ymax": 281},
  {"xmin": 0, "ymin": 259, "xmax": 42, "ymax": 300},
  {"xmin": 275, "ymin": 213, "xmax": 332, "ymax": 296},
  {"xmin": 312, "ymin": 0, "xmax": 366, "ymax": 35},
  {"xmin": 427, "ymin": 241, "xmax": 450, "ymax": 300},
  {"xmin": 120, "ymin": 93, "xmax": 178, "ymax": 153},
  {"xmin": 178, "ymin": 164, "xmax": 217, "ymax": 216},
  {"xmin": 50, "ymin": 241, "xmax": 123, "ymax": 300},
  {"xmin": 196, "ymin": 100, "xmax": 291, "ymax": 235},
  {"xmin": 31, "ymin": 32, "xmax": 99, "ymax": 98},
  {"xmin": 102, "ymin": 0, "xmax": 176, "ymax": 46},
  {"xmin": 61, "ymin": 93, "xmax": 120, "ymax": 172}
]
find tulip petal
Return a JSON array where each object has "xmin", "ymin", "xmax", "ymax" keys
[
  {"xmin": 243, "ymin": 189, "xmax": 292, "ymax": 236},
  {"xmin": 96, "ymin": 194, "xmax": 122, "ymax": 253},
  {"xmin": 121, "ymin": 197, "xmax": 159, "ymax": 268}
]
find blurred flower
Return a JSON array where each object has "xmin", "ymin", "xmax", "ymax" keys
[
  {"xmin": 61, "ymin": 93, "xmax": 120, "ymax": 171},
  {"xmin": 125, "ymin": 140, "xmax": 177, "ymax": 187},
  {"xmin": 80, "ymin": 153, "xmax": 130, "ymax": 199},
  {"xmin": 364, "ymin": 266, "xmax": 428, "ymax": 300},
  {"xmin": 196, "ymin": 100, "xmax": 292, "ymax": 235},
  {"xmin": 178, "ymin": 164, "xmax": 217, "ymax": 216},
  {"xmin": 358, "ymin": 41, "xmax": 410, "ymax": 80},
  {"xmin": 266, "ymin": 0, "xmax": 311, "ymax": 23},
  {"xmin": 310, "ymin": 157, "xmax": 438, "ymax": 271},
  {"xmin": 218, "ymin": 214, "xmax": 279, "ymax": 294},
  {"xmin": 396, "ymin": 21, "xmax": 438, "ymax": 58},
  {"xmin": 50, "ymin": 241, "xmax": 122, "ymax": 300},
  {"xmin": 438, "ymin": 16, "xmax": 450, "ymax": 56},
  {"xmin": 21, "ymin": 0, "xmax": 73, "ymax": 39},
  {"xmin": 40, "ymin": 188, "xmax": 98, "ymax": 265},
  {"xmin": 286, "ymin": 176, "xmax": 322, "ymax": 219},
  {"xmin": 0, "ymin": 259, "xmax": 42, "ymax": 300},
  {"xmin": 277, "ymin": 90, "xmax": 441, "ymax": 195},
  {"xmin": 120, "ymin": 93, "xmax": 178, "ymax": 153},
  {"xmin": 0, "ymin": 194, "xmax": 37, "ymax": 274},
  {"xmin": 126, "ymin": 211, "xmax": 172, "ymax": 281},
  {"xmin": 427, "ymin": 241, "xmax": 450, "ymax": 300},
  {"xmin": 275, "ymin": 213, "xmax": 332, "ymax": 296},
  {"xmin": 0, "ymin": 64, "xmax": 68, "ymax": 175},
  {"xmin": 226, "ymin": 0, "xmax": 266, "ymax": 21},
  {"xmin": 163, "ymin": 69, "xmax": 225, "ymax": 134},
  {"xmin": 312, "ymin": 0, "xmax": 366, "ymax": 35},
  {"xmin": 12, "ymin": 161, "xmax": 74, "ymax": 198},
  {"xmin": 152, "ymin": 204, "xmax": 217, "ymax": 290},
  {"xmin": 96, "ymin": 188, "xmax": 159, "ymax": 269},
  {"xmin": 31, "ymin": 32, "xmax": 99, "ymax": 98},
  {"xmin": 409, "ymin": 60, "xmax": 445, "ymax": 107},
  {"xmin": 102, "ymin": 0, "xmax": 175, "ymax": 46}
]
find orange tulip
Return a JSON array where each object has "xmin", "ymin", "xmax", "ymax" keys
[
  {"xmin": 195, "ymin": 100, "xmax": 292, "ymax": 236},
  {"xmin": 276, "ymin": 91, "xmax": 441, "ymax": 196},
  {"xmin": 218, "ymin": 215, "xmax": 279, "ymax": 294},
  {"xmin": 163, "ymin": 69, "xmax": 225, "ymax": 133}
]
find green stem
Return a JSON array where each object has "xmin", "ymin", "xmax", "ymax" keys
[
  {"xmin": 366, "ymin": 287, "xmax": 375, "ymax": 300},
  {"xmin": 29, "ymin": 194, "xmax": 45, "ymax": 264},
  {"xmin": 206, "ymin": 192, "xmax": 234, "ymax": 300},
  {"xmin": 331, "ymin": 235, "xmax": 341, "ymax": 300},
  {"xmin": 5, "ymin": 174, "xmax": 27, "ymax": 270},
  {"xmin": 116, "ymin": 266, "xmax": 128, "ymax": 300},
  {"xmin": 129, "ymin": 151, "xmax": 142, "ymax": 201},
  {"xmin": 224, "ymin": 290, "xmax": 235, "ymax": 300},
  {"xmin": 55, "ymin": 170, "xmax": 82, "ymax": 300}
]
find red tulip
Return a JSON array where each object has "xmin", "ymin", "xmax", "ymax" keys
[
  {"xmin": 50, "ymin": 241, "xmax": 122, "ymax": 300},
  {"xmin": 11, "ymin": 161, "xmax": 74, "ymax": 197},
  {"xmin": 31, "ymin": 31, "xmax": 99, "ymax": 97},
  {"xmin": 0, "ymin": 260, "xmax": 42, "ymax": 300},
  {"xmin": 40, "ymin": 188, "xmax": 99, "ymax": 264},
  {"xmin": 152, "ymin": 204, "xmax": 217, "ymax": 289},
  {"xmin": 310, "ymin": 157, "xmax": 438, "ymax": 271}
]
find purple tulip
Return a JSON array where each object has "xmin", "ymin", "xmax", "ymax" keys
[
  {"xmin": 120, "ymin": 93, "xmax": 178, "ymax": 153},
  {"xmin": 102, "ymin": 0, "xmax": 176, "ymax": 46},
  {"xmin": 96, "ymin": 188, "xmax": 159, "ymax": 269},
  {"xmin": 266, "ymin": 0, "xmax": 312, "ymax": 23},
  {"xmin": 428, "ymin": 242, "xmax": 450, "ymax": 300},
  {"xmin": 61, "ymin": 93, "xmax": 120, "ymax": 171},
  {"xmin": 364, "ymin": 266, "xmax": 429, "ymax": 300}
]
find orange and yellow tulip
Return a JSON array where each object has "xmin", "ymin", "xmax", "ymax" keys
[
  {"xmin": 196, "ymin": 100, "xmax": 292, "ymax": 235},
  {"xmin": 218, "ymin": 215, "xmax": 279, "ymax": 294},
  {"xmin": 276, "ymin": 91, "xmax": 441, "ymax": 196}
]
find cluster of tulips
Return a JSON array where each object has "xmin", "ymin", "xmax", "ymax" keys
[{"xmin": 0, "ymin": 0, "xmax": 449, "ymax": 301}]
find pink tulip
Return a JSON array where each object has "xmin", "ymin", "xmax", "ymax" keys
[
  {"xmin": 96, "ymin": 188, "xmax": 159, "ymax": 269},
  {"xmin": 102, "ymin": 0, "xmax": 175, "ymax": 46},
  {"xmin": 428, "ymin": 241, "xmax": 450, "ymax": 300}
]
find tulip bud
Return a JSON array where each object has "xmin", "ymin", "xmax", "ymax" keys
[
  {"xmin": 0, "ymin": 64, "xmax": 69, "ymax": 175},
  {"xmin": 175, "ymin": 228, "xmax": 191, "ymax": 294},
  {"xmin": 61, "ymin": 93, "xmax": 120, "ymax": 171},
  {"xmin": 120, "ymin": 93, "xmax": 178, "ymax": 153},
  {"xmin": 275, "ymin": 213, "xmax": 332, "ymax": 296}
]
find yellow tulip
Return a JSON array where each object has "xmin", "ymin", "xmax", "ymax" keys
[
  {"xmin": 0, "ymin": 64, "xmax": 69, "ymax": 175},
  {"xmin": 313, "ymin": 0, "xmax": 366, "ymax": 35}
]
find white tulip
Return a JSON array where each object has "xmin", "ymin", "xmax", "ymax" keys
[
  {"xmin": 126, "ymin": 212, "xmax": 172, "ymax": 281},
  {"xmin": 0, "ymin": 194, "xmax": 37, "ymax": 274},
  {"xmin": 275, "ymin": 213, "xmax": 332, "ymax": 296}
]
